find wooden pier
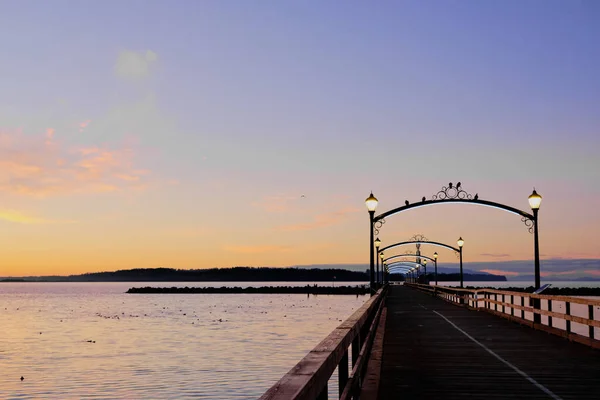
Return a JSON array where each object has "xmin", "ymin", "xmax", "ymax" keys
[
  {"xmin": 260, "ymin": 284, "xmax": 600, "ymax": 399},
  {"xmin": 379, "ymin": 285, "xmax": 600, "ymax": 399}
]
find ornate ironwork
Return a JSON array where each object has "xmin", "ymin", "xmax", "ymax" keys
[
  {"xmin": 521, "ymin": 216, "xmax": 534, "ymax": 234},
  {"xmin": 410, "ymin": 234, "xmax": 428, "ymax": 242},
  {"xmin": 373, "ymin": 218, "xmax": 385, "ymax": 236},
  {"xmin": 431, "ymin": 182, "xmax": 474, "ymax": 201}
]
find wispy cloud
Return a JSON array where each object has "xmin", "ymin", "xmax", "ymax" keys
[
  {"xmin": 584, "ymin": 269, "xmax": 600, "ymax": 276},
  {"xmin": 78, "ymin": 120, "xmax": 91, "ymax": 133},
  {"xmin": 278, "ymin": 206, "xmax": 359, "ymax": 231},
  {"xmin": 253, "ymin": 194, "xmax": 298, "ymax": 213},
  {"xmin": 476, "ymin": 269, "xmax": 521, "ymax": 277},
  {"xmin": 480, "ymin": 253, "xmax": 510, "ymax": 258},
  {"xmin": 114, "ymin": 50, "xmax": 158, "ymax": 80},
  {"xmin": 223, "ymin": 245, "xmax": 291, "ymax": 254},
  {"xmin": 0, "ymin": 128, "xmax": 150, "ymax": 196},
  {"xmin": 0, "ymin": 209, "xmax": 76, "ymax": 224}
]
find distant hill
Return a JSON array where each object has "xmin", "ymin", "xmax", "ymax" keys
[
  {"xmin": 10, "ymin": 267, "xmax": 369, "ymax": 282},
  {"xmin": 3, "ymin": 267, "xmax": 508, "ymax": 282},
  {"xmin": 389, "ymin": 272, "xmax": 507, "ymax": 282}
]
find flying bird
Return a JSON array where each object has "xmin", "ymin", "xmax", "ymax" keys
[{"xmin": 300, "ymin": 195, "xmax": 306, "ymax": 198}]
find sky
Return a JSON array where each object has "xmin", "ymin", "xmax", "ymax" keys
[{"xmin": 0, "ymin": 1, "xmax": 599, "ymax": 278}]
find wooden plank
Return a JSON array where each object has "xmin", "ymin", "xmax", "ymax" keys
[
  {"xmin": 379, "ymin": 286, "xmax": 600, "ymax": 400},
  {"xmin": 359, "ymin": 307, "xmax": 387, "ymax": 400}
]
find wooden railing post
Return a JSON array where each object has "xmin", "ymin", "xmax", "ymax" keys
[
  {"xmin": 495, "ymin": 294, "xmax": 498, "ymax": 311},
  {"xmin": 317, "ymin": 384, "xmax": 327, "ymax": 400},
  {"xmin": 502, "ymin": 294, "xmax": 505, "ymax": 314},
  {"xmin": 548, "ymin": 300, "xmax": 552, "ymax": 327},
  {"xmin": 589, "ymin": 305, "xmax": 594, "ymax": 339},
  {"xmin": 511, "ymin": 295, "xmax": 514, "ymax": 316},
  {"xmin": 352, "ymin": 333, "xmax": 360, "ymax": 366},
  {"xmin": 339, "ymin": 350, "xmax": 349, "ymax": 397},
  {"xmin": 566, "ymin": 302, "xmax": 571, "ymax": 334}
]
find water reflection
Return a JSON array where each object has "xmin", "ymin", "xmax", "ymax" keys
[{"xmin": 0, "ymin": 282, "xmax": 367, "ymax": 399}]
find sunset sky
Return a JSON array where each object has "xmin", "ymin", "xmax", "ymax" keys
[{"xmin": 1, "ymin": 1, "xmax": 599, "ymax": 277}]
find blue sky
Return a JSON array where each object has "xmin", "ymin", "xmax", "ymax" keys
[{"xmin": 0, "ymin": 1, "xmax": 599, "ymax": 278}]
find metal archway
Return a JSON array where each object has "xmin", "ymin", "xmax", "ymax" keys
[
  {"xmin": 369, "ymin": 182, "xmax": 541, "ymax": 293},
  {"xmin": 380, "ymin": 240, "xmax": 459, "ymax": 254},
  {"xmin": 383, "ymin": 253, "xmax": 436, "ymax": 264}
]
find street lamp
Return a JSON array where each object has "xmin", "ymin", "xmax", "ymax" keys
[
  {"xmin": 423, "ymin": 259, "xmax": 428, "ymax": 283},
  {"xmin": 433, "ymin": 252, "xmax": 438, "ymax": 285},
  {"xmin": 375, "ymin": 238, "xmax": 381, "ymax": 288},
  {"xmin": 375, "ymin": 238, "xmax": 383, "ymax": 288},
  {"xmin": 379, "ymin": 251, "xmax": 384, "ymax": 288},
  {"xmin": 383, "ymin": 262, "xmax": 388, "ymax": 284},
  {"xmin": 457, "ymin": 237, "xmax": 464, "ymax": 288},
  {"xmin": 366, "ymin": 192, "xmax": 378, "ymax": 295},
  {"xmin": 528, "ymin": 189, "xmax": 542, "ymax": 290},
  {"xmin": 528, "ymin": 189, "xmax": 542, "ymax": 323}
]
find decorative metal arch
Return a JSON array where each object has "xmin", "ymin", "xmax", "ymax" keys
[
  {"xmin": 380, "ymin": 240, "xmax": 460, "ymax": 254},
  {"xmin": 373, "ymin": 183, "xmax": 535, "ymax": 234},
  {"xmin": 383, "ymin": 253, "xmax": 436, "ymax": 264},
  {"xmin": 387, "ymin": 265, "xmax": 417, "ymax": 273},
  {"xmin": 387, "ymin": 261, "xmax": 424, "ymax": 268}
]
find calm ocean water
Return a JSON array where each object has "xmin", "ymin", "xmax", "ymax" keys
[{"xmin": 0, "ymin": 282, "xmax": 368, "ymax": 399}]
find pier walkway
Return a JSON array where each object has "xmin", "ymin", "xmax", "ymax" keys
[{"xmin": 379, "ymin": 285, "xmax": 600, "ymax": 399}]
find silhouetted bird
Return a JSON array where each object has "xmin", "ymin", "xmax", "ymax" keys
[
  {"xmin": 449, "ymin": 182, "xmax": 453, "ymax": 188},
  {"xmin": 474, "ymin": 193, "xmax": 479, "ymax": 200},
  {"xmin": 20, "ymin": 377, "xmax": 24, "ymax": 381},
  {"xmin": 405, "ymin": 200, "xmax": 409, "ymax": 206},
  {"xmin": 421, "ymin": 197, "xmax": 426, "ymax": 202},
  {"xmin": 456, "ymin": 182, "xmax": 461, "ymax": 188}
]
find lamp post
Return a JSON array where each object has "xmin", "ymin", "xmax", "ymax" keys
[
  {"xmin": 457, "ymin": 237, "xmax": 464, "ymax": 288},
  {"xmin": 375, "ymin": 237, "xmax": 381, "ymax": 288},
  {"xmin": 379, "ymin": 252, "xmax": 384, "ymax": 288},
  {"xmin": 433, "ymin": 252, "xmax": 438, "ymax": 285},
  {"xmin": 365, "ymin": 193, "xmax": 378, "ymax": 295},
  {"xmin": 528, "ymin": 189, "xmax": 542, "ymax": 323},
  {"xmin": 423, "ymin": 259, "xmax": 428, "ymax": 283},
  {"xmin": 528, "ymin": 189, "xmax": 542, "ymax": 289},
  {"xmin": 383, "ymin": 263, "xmax": 388, "ymax": 284}
]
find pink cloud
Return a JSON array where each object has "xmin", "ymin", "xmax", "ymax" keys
[
  {"xmin": 278, "ymin": 207, "xmax": 359, "ymax": 231},
  {"xmin": 584, "ymin": 269, "xmax": 600, "ymax": 276},
  {"xmin": 79, "ymin": 120, "xmax": 91, "ymax": 132},
  {"xmin": 0, "ymin": 128, "xmax": 151, "ymax": 196},
  {"xmin": 553, "ymin": 270, "xmax": 579, "ymax": 276},
  {"xmin": 480, "ymin": 269, "xmax": 520, "ymax": 277}
]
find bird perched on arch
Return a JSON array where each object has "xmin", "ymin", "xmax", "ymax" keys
[
  {"xmin": 456, "ymin": 182, "xmax": 461, "ymax": 188},
  {"xmin": 474, "ymin": 193, "xmax": 479, "ymax": 200},
  {"xmin": 405, "ymin": 200, "xmax": 409, "ymax": 206},
  {"xmin": 421, "ymin": 196, "xmax": 426, "ymax": 203}
]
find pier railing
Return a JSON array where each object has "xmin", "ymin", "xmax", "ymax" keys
[
  {"xmin": 406, "ymin": 283, "xmax": 600, "ymax": 349},
  {"xmin": 260, "ymin": 287, "xmax": 387, "ymax": 400}
]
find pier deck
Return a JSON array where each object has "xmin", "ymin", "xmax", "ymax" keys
[{"xmin": 378, "ymin": 285, "xmax": 600, "ymax": 399}]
